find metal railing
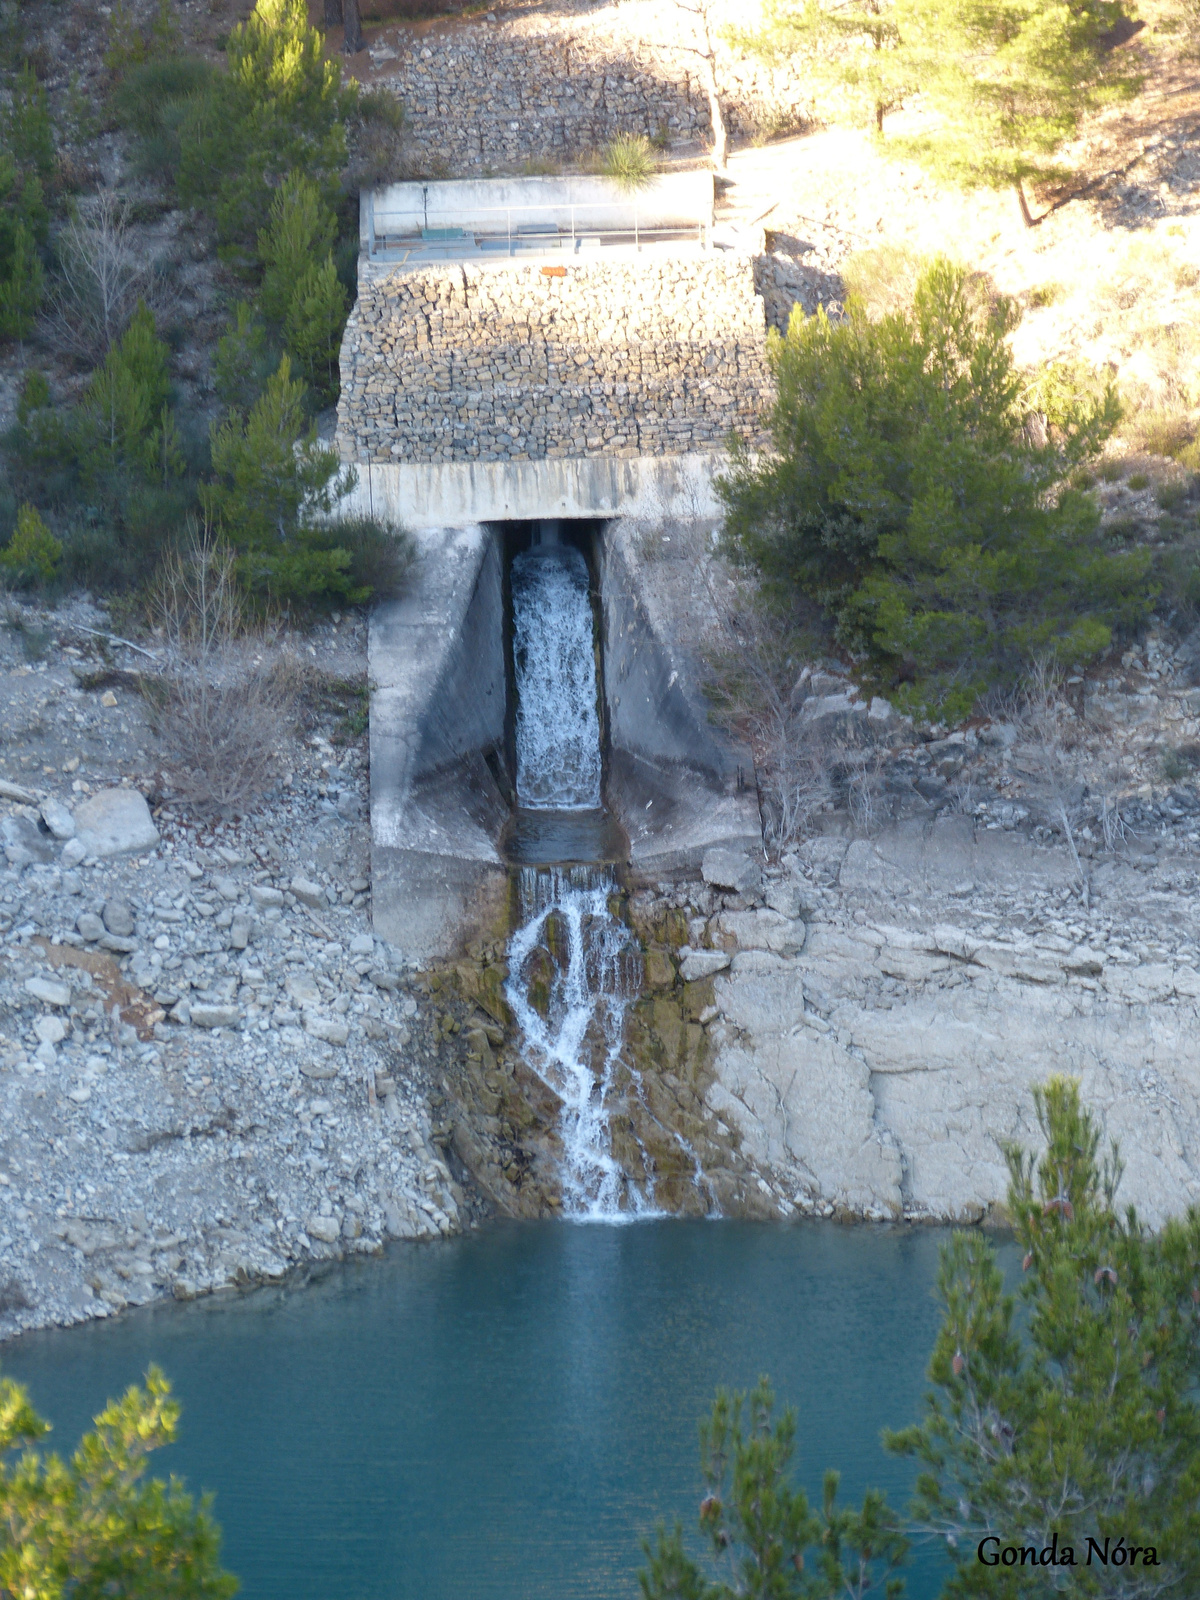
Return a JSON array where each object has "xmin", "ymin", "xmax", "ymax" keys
[{"xmin": 366, "ymin": 195, "xmax": 709, "ymax": 259}]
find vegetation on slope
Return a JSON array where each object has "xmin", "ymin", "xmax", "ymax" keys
[{"xmin": 0, "ymin": 0, "xmax": 410, "ymax": 615}]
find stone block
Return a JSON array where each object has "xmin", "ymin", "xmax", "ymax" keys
[
  {"xmin": 290, "ymin": 875, "xmax": 325, "ymax": 909},
  {"xmin": 677, "ymin": 948, "xmax": 732, "ymax": 982},
  {"xmin": 25, "ymin": 976, "xmax": 71, "ymax": 1007},
  {"xmin": 304, "ymin": 1015, "xmax": 349, "ymax": 1046},
  {"xmin": 190, "ymin": 1004, "xmax": 240, "ymax": 1029},
  {"xmin": 73, "ymin": 789, "xmax": 159, "ymax": 858},
  {"xmin": 701, "ymin": 848, "xmax": 761, "ymax": 894},
  {"xmin": 40, "ymin": 797, "xmax": 75, "ymax": 838}
]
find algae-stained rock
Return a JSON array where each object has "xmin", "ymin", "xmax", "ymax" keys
[
  {"xmin": 73, "ymin": 788, "xmax": 159, "ymax": 858},
  {"xmin": 642, "ymin": 948, "xmax": 677, "ymax": 989},
  {"xmin": 453, "ymin": 960, "xmax": 511, "ymax": 1026}
]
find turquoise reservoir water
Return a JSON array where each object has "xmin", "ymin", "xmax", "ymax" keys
[{"xmin": 1, "ymin": 1220, "xmax": 959, "ymax": 1599}]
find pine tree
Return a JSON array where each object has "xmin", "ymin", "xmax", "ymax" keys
[
  {"xmin": 283, "ymin": 254, "xmax": 348, "ymax": 405},
  {"xmin": 891, "ymin": 0, "xmax": 1143, "ymax": 223},
  {"xmin": 78, "ymin": 300, "xmax": 179, "ymax": 482},
  {"xmin": 0, "ymin": 503, "xmax": 62, "ymax": 587},
  {"xmin": 256, "ymin": 172, "xmax": 337, "ymax": 326},
  {"xmin": 177, "ymin": 0, "xmax": 350, "ymax": 267},
  {"xmin": 213, "ymin": 300, "xmax": 275, "ymax": 414},
  {"xmin": 0, "ymin": 64, "xmax": 53, "ymax": 341},
  {"xmin": 639, "ymin": 1379, "xmax": 909, "ymax": 1598},
  {"xmin": 886, "ymin": 1078, "xmax": 1200, "ymax": 1591},
  {"xmin": 719, "ymin": 259, "xmax": 1151, "ymax": 717},
  {"xmin": 203, "ymin": 354, "xmax": 347, "ymax": 548},
  {"xmin": 0, "ymin": 1366, "xmax": 238, "ymax": 1598},
  {"xmin": 737, "ymin": 0, "xmax": 909, "ymax": 133}
]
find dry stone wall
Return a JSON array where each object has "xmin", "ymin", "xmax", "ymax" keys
[
  {"xmin": 374, "ymin": 4, "xmax": 807, "ymax": 173},
  {"xmin": 337, "ymin": 255, "xmax": 772, "ymax": 465}
]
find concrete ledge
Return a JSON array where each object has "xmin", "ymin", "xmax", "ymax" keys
[
  {"xmin": 369, "ymin": 525, "xmax": 510, "ymax": 961},
  {"xmin": 363, "ymin": 171, "xmax": 714, "ymax": 244},
  {"xmin": 340, "ymin": 453, "xmax": 725, "ymax": 528}
]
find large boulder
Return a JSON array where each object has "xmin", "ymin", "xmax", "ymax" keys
[
  {"xmin": 73, "ymin": 788, "xmax": 159, "ymax": 858},
  {"xmin": 701, "ymin": 847, "xmax": 761, "ymax": 895}
]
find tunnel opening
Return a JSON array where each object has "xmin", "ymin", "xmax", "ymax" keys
[{"xmin": 490, "ymin": 519, "xmax": 629, "ymax": 868}]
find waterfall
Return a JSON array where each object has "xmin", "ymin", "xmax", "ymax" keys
[
  {"xmin": 505, "ymin": 868, "xmax": 655, "ymax": 1218},
  {"xmin": 511, "ymin": 544, "xmax": 602, "ymax": 811},
  {"xmin": 505, "ymin": 535, "xmax": 655, "ymax": 1217}
]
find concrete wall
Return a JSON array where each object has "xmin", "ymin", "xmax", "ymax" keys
[
  {"xmin": 340, "ymin": 453, "xmax": 724, "ymax": 528},
  {"xmin": 364, "ymin": 172, "xmax": 714, "ymax": 243},
  {"xmin": 369, "ymin": 525, "xmax": 510, "ymax": 961},
  {"xmin": 598, "ymin": 520, "xmax": 761, "ymax": 877}
]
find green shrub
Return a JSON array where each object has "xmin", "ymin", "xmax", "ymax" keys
[
  {"xmin": 295, "ymin": 514, "xmax": 415, "ymax": 604},
  {"xmin": 103, "ymin": 0, "xmax": 180, "ymax": 78},
  {"xmin": 5, "ymin": 62, "xmax": 54, "ymax": 181},
  {"xmin": 345, "ymin": 87, "xmax": 408, "ymax": 191},
  {"xmin": 213, "ymin": 301, "xmax": 276, "ymax": 414},
  {"xmin": 1157, "ymin": 479, "xmax": 1192, "ymax": 513},
  {"xmin": 176, "ymin": 0, "xmax": 351, "ymax": 270},
  {"xmin": 257, "ymin": 171, "xmax": 337, "ymax": 325},
  {"xmin": 1161, "ymin": 743, "xmax": 1197, "ymax": 783},
  {"xmin": 109, "ymin": 54, "xmax": 216, "ymax": 182},
  {"xmin": 283, "ymin": 254, "xmax": 348, "ymax": 404},
  {"xmin": 720, "ymin": 258, "xmax": 1152, "ymax": 718},
  {"xmin": 1128, "ymin": 470, "xmax": 1151, "ymax": 490},
  {"xmin": 600, "ymin": 132, "xmax": 655, "ymax": 192},
  {"xmin": 0, "ymin": 65, "xmax": 52, "ymax": 341},
  {"xmin": 0, "ymin": 502, "xmax": 62, "ymax": 587},
  {"xmin": 1127, "ymin": 406, "xmax": 1197, "ymax": 461}
]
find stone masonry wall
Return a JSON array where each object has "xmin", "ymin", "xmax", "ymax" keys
[
  {"xmin": 337, "ymin": 255, "xmax": 772, "ymax": 465},
  {"xmin": 373, "ymin": 1, "xmax": 808, "ymax": 174}
]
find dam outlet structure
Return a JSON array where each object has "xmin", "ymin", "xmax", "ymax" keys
[
  {"xmin": 352, "ymin": 175, "xmax": 766, "ymax": 962},
  {"xmin": 346, "ymin": 175, "xmax": 766, "ymax": 1215}
]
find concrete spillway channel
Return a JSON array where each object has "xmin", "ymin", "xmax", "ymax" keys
[
  {"xmin": 367, "ymin": 516, "xmax": 761, "ymax": 1215},
  {"xmin": 368, "ymin": 517, "xmax": 760, "ymax": 960}
]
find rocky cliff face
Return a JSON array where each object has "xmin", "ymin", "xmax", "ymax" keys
[{"xmin": 700, "ymin": 821, "xmax": 1200, "ymax": 1231}]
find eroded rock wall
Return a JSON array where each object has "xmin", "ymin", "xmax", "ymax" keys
[{"xmin": 698, "ymin": 822, "xmax": 1200, "ymax": 1230}]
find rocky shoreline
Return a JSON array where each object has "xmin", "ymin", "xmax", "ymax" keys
[{"xmin": 0, "ymin": 604, "xmax": 466, "ymax": 1345}]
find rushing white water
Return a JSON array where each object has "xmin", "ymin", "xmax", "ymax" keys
[
  {"xmin": 505, "ymin": 533, "xmax": 713, "ymax": 1217},
  {"xmin": 511, "ymin": 544, "xmax": 602, "ymax": 810},
  {"xmin": 504, "ymin": 867, "xmax": 655, "ymax": 1218}
]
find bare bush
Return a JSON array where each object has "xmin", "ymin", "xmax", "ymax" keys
[
  {"xmin": 1100, "ymin": 792, "xmax": 1133, "ymax": 851},
  {"xmin": 43, "ymin": 191, "xmax": 167, "ymax": 364},
  {"xmin": 695, "ymin": 564, "xmax": 838, "ymax": 848},
  {"xmin": 149, "ymin": 534, "xmax": 298, "ymax": 814},
  {"xmin": 1017, "ymin": 657, "xmax": 1090, "ymax": 892}
]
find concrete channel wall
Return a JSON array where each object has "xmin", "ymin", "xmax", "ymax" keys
[
  {"xmin": 362, "ymin": 172, "xmax": 714, "ymax": 247},
  {"xmin": 369, "ymin": 526, "xmax": 510, "ymax": 960},
  {"xmin": 598, "ymin": 520, "xmax": 761, "ymax": 875},
  {"xmin": 340, "ymin": 452, "xmax": 724, "ymax": 528},
  {"xmin": 369, "ymin": 519, "xmax": 760, "ymax": 960}
]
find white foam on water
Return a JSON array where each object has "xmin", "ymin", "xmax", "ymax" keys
[
  {"xmin": 505, "ymin": 867, "xmax": 657, "ymax": 1220},
  {"xmin": 511, "ymin": 545, "xmax": 602, "ymax": 810}
]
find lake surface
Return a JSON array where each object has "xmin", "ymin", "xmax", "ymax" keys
[{"xmin": 1, "ymin": 1219, "xmax": 959, "ymax": 1599}]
